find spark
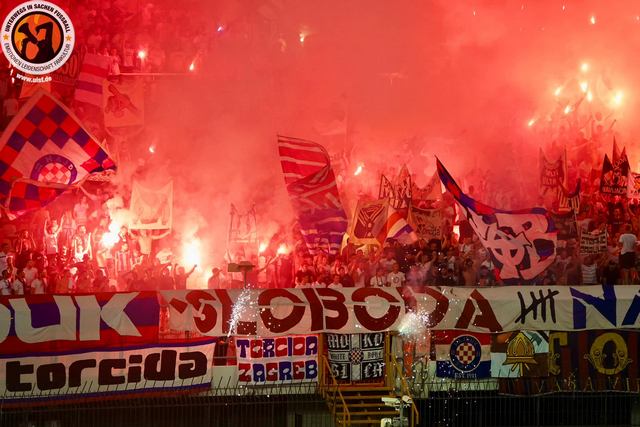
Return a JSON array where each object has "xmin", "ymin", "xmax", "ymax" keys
[
  {"xmin": 580, "ymin": 62, "xmax": 589, "ymax": 73},
  {"xmin": 148, "ymin": 145, "xmax": 155, "ymax": 154},
  {"xmin": 472, "ymin": 9, "xmax": 477, "ymax": 16},
  {"xmin": 554, "ymin": 86, "xmax": 562, "ymax": 97},
  {"xmin": 563, "ymin": 105, "xmax": 572, "ymax": 115},
  {"xmin": 354, "ymin": 164, "xmax": 364, "ymax": 176},
  {"xmin": 227, "ymin": 288, "xmax": 254, "ymax": 337},
  {"xmin": 137, "ymin": 49, "xmax": 147, "ymax": 60},
  {"xmin": 590, "ymin": 15, "xmax": 596, "ymax": 25},
  {"xmin": 258, "ymin": 242, "xmax": 268, "ymax": 253},
  {"xmin": 216, "ymin": 24, "xmax": 224, "ymax": 33},
  {"xmin": 299, "ymin": 32, "xmax": 306, "ymax": 44},
  {"xmin": 587, "ymin": 91, "xmax": 593, "ymax": 102},
  {"xmin": 398, "ymin": 310, "xmax": 430, "ymax": 338},
  {"xmin": 561, "ymin": 4, "xmax": 566, "ymax": 11},
  {"xmin": 277, "ymin": 243, "xmax": 289, "ymax": 255},
  {"xmin": 527, "ymin": 118, "xmax": 536, "ymax": 127},
  {"xmin": 189, "ymin": 61, "xmax": 195, "ymax": 72},
  {"xmin": 579, "ymin": 81, "xmax": 588, "ymax": 93},
  {"xmin": 182, "ymin": 239, "xmax": 201, "ymax": 266}
]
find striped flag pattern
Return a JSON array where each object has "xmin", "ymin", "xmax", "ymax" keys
[
  {"xmin": 379, "ymin": 203, "xmax": 417, "ymax": 244},
  {"xmin": 278, "ymin": 135, "xmax": 347, "ymax": 254},
  {"xmin": 74, "ymin": 53, "xmax": 110, "ymax": 107}
]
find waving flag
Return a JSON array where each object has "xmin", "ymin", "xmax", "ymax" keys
[
  {"xmin": 0, "ymin": 91, "xmax": 116, "ymax": 215},
  {"xmin": 74, "ymin": 53, "xmax": 110, "ymax": 107},
  {"xmin": 437, "ymin": 158, "xmax": 556, "ymax": 283},
  {"xmin": 278, "ymin": 135, "xmax": 347, "ymax": 254},
  {"xmin": 349, "ymin": 199, "xmax": 416, "ymax": 246}
]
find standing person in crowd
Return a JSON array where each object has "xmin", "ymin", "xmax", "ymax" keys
[
  {"xmin": 0, "ymin": 270, "xmax": 11, "ymax": 295},
  {"xmin": 31, "ymin": 270, "xmax": 46, "ymax": 294},
  {"xmin": 619, "ymin": 224, "xmax": 638, "ymax": 285},
  {"xmin": 73, "ymin": 196, "xmax": 91, "ymax": 227},
  {"xmin": 12, "ymin": 270, "xmax": 26, "ymax": 295},
  {"xmin": 72, "ymin": 225, "xmax": 92, "ymax": 263},
  {"xmin": 370, "ymin": 267, "xmax": 388, "ymax": 287},
  {"xmin": 173, "ymin": 264, "xmax": 197, "ymax": 289},
  {"xmin": 0, "ymin": 243, "xmax": 12, "ymax": 277},
  {"xmin": 208, "ymin": 268, "xmax": 222, "ymax": 288},
  {"xmin": 14, "ymin": 230, "xmax": 36, "ymax": 270},
  {"xmin": 23, "ymin": 260, "xmax": 38, "ymax": 290},
  {"xmin": 387, "ymin": 262, "xmax": 406, "ymax": 286},
  {"xmin": 580, "ymin": 255, "xmax": 599, "ymax": 285},
  {"xmin": 59, "ymin": 211, "xmax": 76, "ymax": 249},
  {"xmin": 44, "ymin": 219, "xmax": 61, "ymax": 265}
]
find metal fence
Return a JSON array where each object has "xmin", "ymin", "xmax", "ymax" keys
[{"xmin": 3, "ymin": 381, "xmax": 640, "ymax": 427}]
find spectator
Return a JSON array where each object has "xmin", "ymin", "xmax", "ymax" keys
[{"xmin": 618, "ymin": 224, "xmax": 637, "ymax": 285}]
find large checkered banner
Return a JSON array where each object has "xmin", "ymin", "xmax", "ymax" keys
[
  {"xmin": 0, "ymin": 90, "xmax": 116, "ymax": 215},
  {"xmin": 235, "ymin": 335, "xmax": 318, "ymax": 384},
  {"xmin": 0, "ymin": 339, "xmax": 215, "ymax": 402},
  {"xmin": 326, "ymin": 333, "xmax": 385, "ymax": 381}
]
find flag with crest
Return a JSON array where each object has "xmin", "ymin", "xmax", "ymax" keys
[
  {"xmin": 600, "ymin": 153, "xmax": 629, "ymax": 195},
  {"xmin": 278, "ymin": 135, "xmax": 347, "ymax": 254},
  {"xmin": 540, "ymin": 148, "xmax": 567, "ymax": 196},
  {"xmin": 350, "ymin": 198, "xmax": 416, "ymax": 246},
  {"xmin": 437, "ymin": 158, "xmax": 556, "ymax": 283},
  {"xmin": 0, "ymin": 91, "xmax": 115, "ymax": 216}
]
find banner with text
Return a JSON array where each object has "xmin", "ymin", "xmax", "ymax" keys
[
  {"xmin": 0, "ymin": 292, "xmax": 160, "ymax": 355},
  {"xmin": 235, "ymin": 335, "xmax": 318, "ymax": 384},
  {"xmin": 162, "ymin": 285, "xmax": 640, "ymax": 336},
  {"xmin": 326, "ymin": 333, "xmax": 385, "ymax": 382},
  {"xmin": 0, "ymin": 340, "xmax": 215, "ymax": 402}
]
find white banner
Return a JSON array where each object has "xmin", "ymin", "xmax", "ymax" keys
[
  {"xmin": 235, "ymin": 335, "xmax": 318, "ymax": 384},
  {"xmin": 162, "ymin": 285, "xmax": 640, "ymax": 336},
  {"xmin": 129, "ymin": 181, "xmax": 173, "ymax": 230},
  {"xmin": 0, "ymin": 340, "xmax": 215, "ymax": 401}
]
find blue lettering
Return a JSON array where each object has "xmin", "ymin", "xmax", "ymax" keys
[{"xmin": 570, "ymin": 285, "xmax": 617, "ymax": 329}]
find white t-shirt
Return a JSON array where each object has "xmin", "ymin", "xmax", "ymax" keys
[
  {"xmin": 24, "ymin": 267, "xmax": 38, "ymax": 285},
  {"xmin": 370, "ymin": 275, "xmax": 387, "ymax": 287},
  {"xmin": 11, "ymin": 279, "xmax": 24, "ymax": 295},
  {"xmin": 0, "ymin": 252, "xmax": 8, "ymax": 275},
  {"xmin": 31, "ymin": 278, "xmax": 45, "ymax": 294},
  {"xmin": 0, "ymin": 279, "xmax": 10, "ymax": 295},
  {"xmin": 620, "ymin": 233, "xmax": 637, "ymax": 254},
  {"xmin": 387, "ymin": 271, "xmax": 406, "ymax": 286}
]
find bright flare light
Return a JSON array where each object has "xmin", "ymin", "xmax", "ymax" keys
[
  {"xmin": 299, "ymin": 32, "xmax": 306, "ymax": 44},
  {"xmin": 563, "ymin": 105, "xmax": 572, "ymax": 115},
  {"xmin": 101, "ymin": 221, "xmax": 121, "ymax": 249},
  {"xmin": 613, "ymin": 91, "xmax": 624, "ymax": 107},
  {"xmin": 148, "ymin": 145, "xmax": 156, "ymax": 154},
  {"xmin": 587, "ymin": 91, "xmax": 594, "ymax": 102},
  {"xmin": 277, "ymin": 243, "xmax": 289, "ymax": 255},
  {"xmin": 579, "ymin": 81, "xmax": 588, "ymax": 93},
  {"xmin": 580, "ymin": 62, "xmax": 589, "ymax": 73},
  {"xmin": 258, "ymin": 242, "xmax": 268, "ymax": 254},
  {"xmin": 189, "ymin": 61, "xmax": 195, "ymax": 72},
  {"xmin": 590, "ymin": 15, "xmax": 596, "ymax": 25},
  {"xmin": 527, "ymin": 118, "xmax": 536, "ymax": 127},
  {"xmin": 216, "ymin": 24, "xmax": 224, "ymax": 32},
  {"xmin": 137, "ymin": 49, "xmax": 147, "ymax": 60},
  {"xmin": 354, "ymin": 164, "xmax": 364, "ymax": 176},
  {"xmin": 554, "ymin": 86, "xmax": 562, "ymax": 97},
  {"xmin": 182, "ymin": 239, "xmax": 201, "ymax": 266}
]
